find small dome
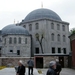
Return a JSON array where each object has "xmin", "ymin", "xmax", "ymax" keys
[
  {"xmin": 24, "ymin": 8, "xmax": 62, "ymax": 22},
  {"xmin": 2, "ymin": 24, "xmax": 29, "ymax": 35}
]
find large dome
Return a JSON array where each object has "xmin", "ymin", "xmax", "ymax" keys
[
  {"xmin": 2, "ymin": 24, "xmax": 29, "ymax": 35},
  {"xmin": 24, "ymin": 8, "xmax": 62, "ymax": 22}
]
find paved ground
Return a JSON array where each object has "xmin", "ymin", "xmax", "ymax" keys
[
  {"xmin": 41, "ymin": 68, "xmax": 75, "ymax": 75},
  {"xmin": 0, "ymin": 68, "xmax": 75, "ymax": 75},
  {"xmin": 0, "ymin": 68, "xmax": 39, "ymax": 75}
]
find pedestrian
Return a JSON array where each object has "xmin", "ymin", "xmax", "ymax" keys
[
  {"xmin": 16, "ymin": 60, "xmax": 25, "ymax": 75},
  {"xmin": 55, "ymin": 59, "xmax": 62, "ymax": 75},
  {"xmin": 27, "ymin": 58, "xmax": 34, "ymax": 75},
  {"xmin": 46, "ymin": 61, "xmax": 56, "ymax": 75}
]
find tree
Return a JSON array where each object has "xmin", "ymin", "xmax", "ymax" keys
[
  {"xmin": 35, "ymin": 33, "xmax": 44, "ymax": 54},
  {"xmin": 70, "ymin": 28, "xmax": 75, "ymax": 35}
]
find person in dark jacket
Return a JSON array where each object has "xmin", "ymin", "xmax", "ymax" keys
[
  {"xmin": 17, "ymin": 60, "xmax": 25, "ymax": 75},
  {"xmin": 46, "ymin": 61, "xmax": 56, "ymax": 75},
  {"xmin": 55, "ymin": 59, "xmax": 62, "ymax": 75},
  {"xmin": 27, "ymin": 58, "xmax": 34, "ymax": 75}
]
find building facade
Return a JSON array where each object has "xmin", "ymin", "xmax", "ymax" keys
[
  {"xmin": 0, "ymin": 8, "xmax": 71, "ymax": 68},
  {"xmin": 0, "ymin": 24, "xmax": 31, "ymax": 57},
  {"xmin": 19, "ymin": 8, "xmax": 70, "ymax": 56}
]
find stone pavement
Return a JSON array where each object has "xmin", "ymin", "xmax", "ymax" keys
[
  {"xmin": 41, "ymin": 68, "xmax": 75, "ymax": 75},
  {"xmin": 0, "ymin": 68, "xmax": 39, "ymax": 75},
  {"xmin": 0, "ymin": 68, "xmax": 75, "ymax": 75}
]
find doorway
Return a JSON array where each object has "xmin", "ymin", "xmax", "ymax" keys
[
  {"xmin": 59, "ymin": 57, "xmax": 64, "ymax": 68},
  {"xmin": 35, "ymin": 57, "xmax": 43, "ymax": 68}
]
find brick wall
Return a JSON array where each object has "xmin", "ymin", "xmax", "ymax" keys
[{"xmin": 72, "ymin": 39, "xmax": 75, "ymax": 68}]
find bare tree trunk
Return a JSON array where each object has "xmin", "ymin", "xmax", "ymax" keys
[{"xmin": 40, "ymin": 42, "xmax": 44, "ymax": 54}]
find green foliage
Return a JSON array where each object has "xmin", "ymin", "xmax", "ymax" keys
[{"xmin": 70, "ymin": 28, "xmax": 75, "ymax": 35}]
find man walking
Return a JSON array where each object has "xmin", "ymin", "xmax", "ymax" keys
[
  {"xmin": 55, "ymin": 59, "xmax": 62, "ymax": 75},
  {"xmin": 17, "ymin": 60, "xmax": 25, "ymax": 75},
  {"xmin": 27, "ymin": 58, "xmax": 34, "ymax": 75},
  {"xmin": 46, "ymin": 61, "xmax": 56, "ymax": 75}
]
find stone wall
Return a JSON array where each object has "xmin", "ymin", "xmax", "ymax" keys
[
  {"xmin": 36, "ymin": 56, "xmax": 68, "ymax": 68},
  {"xmin": 43, "ymin": 56, "xmax": 58, "ymax": 68},
  {"xmin": 0, "ymin": 56, "xmax": 68, "ymax": 68},
  {"xmin": 64, "ymin": 56, "xmax": 68, "ymax": 67},
  {"xmin": 0, "ymin": 57, "xmax": 34, "ymax": 67}
]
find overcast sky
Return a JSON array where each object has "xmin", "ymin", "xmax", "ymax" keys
[{"xmin": 0, "ymin": 0, "xmax": 75, "ymax": 30}]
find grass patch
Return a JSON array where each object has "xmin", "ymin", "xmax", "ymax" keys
[{"xmin": 0, "ymin": 66, "xmax": 6, "ymax": 70}]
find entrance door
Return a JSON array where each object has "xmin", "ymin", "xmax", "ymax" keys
[
  {"xmin": 59, "ymin": 57, "xmax": 64, "ymax": 68},
  {"xmin": 35, "ymin": 57, "xmax": 43, "ymax": 68}
]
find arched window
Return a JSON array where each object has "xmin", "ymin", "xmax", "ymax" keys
[
  {"xmin": 57, "ymin": 24, "xmax": 60, "ymax": 30},
  {"xmin": 0, "ymin": 38, "xmax": 2, "ymax": 42},
  {"xmin": 62, "ymin": 25, "xmax": 65, "ymax": 31},
  {"xmin": 23, "ymin": 25, "xmax": 26, "ymax": 28},
  {"xmin": 35, "ymin": 33, "xmax": 39, "ymax": 41},
  {"xmin": 57, "ymin": 34, "xmax": 60, "ymax": 41},
  {"xmin": 51, "ymin": 23, "xmax": 54, "ymax": 29},
  {"xmin": 25, "ymin": 38, "xmax": 27, "ymax": 44},
  {"xmin": 19, "ymin": 37, "xmax": 21, "ymax": 44},
  {"xmin": 51, "ymin": 33, "xmax": 54, "ymax": 41},
  {"xmin": 35, "ymin": 23, "xmax": 39, "ymax": 30},
  {"xmin": 9, "ymin": 37, "xmax": 12, "ymax": 44},
  {"xmin": 29, "ymin": 24, "xmax": 32, "ymax": 31},
  {"xmin": 63, "ymin": 35, "xmax": 66, "ymax": 42},
  {"xmin": 14, "ymin": 37, "xmax": 17, "ymax": 44},
  {"xmin": 5, "ymin": 38, "xmax": 6, "ymax": 44}
]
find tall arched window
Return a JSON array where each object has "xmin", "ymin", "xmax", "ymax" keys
[
  {"xmin": 23, "ymin": 25, "xmax": 26, "ymax": 28},
  {"xmin": 57, "ymin": 24, "xmax": 60, "ymax": 30},
  {"xmin": 25, "ymin": 38, "xmax": 27, "ymax": 44},
  {"xmin": 35, "ymin": 23, "xmax": 39, "ymax": 30},
  {"xmin": 57, "ymin": 34, "xmax": 60, "ymax": 41},
  {"xmin": 9, "ymin": 37, "xmax": 12, "ymax": 44},
  {"xmin": 35, "ymin": 33, "xmax": 39, "ymax": 41},
  {"xmin": 51, "ymin": 23, "xmax": 54, "ymax": 29},
  {"xmin": 51, "ymin": 33, "xmax": 54, "ymax": 41},
  {"xmin": 14, "ymin": 37, "xmax": 17, "ymax": 44},
  {"xmin": 62, "ymin": 25, "xmax": 65, "ymax": 31},
  {"xmin": 19, "ymin": 37, "xmax": 21, "ymax": 44},
  {"xmin": 63, "ymin": 35, "xmax": 66, "ymax": 42},
  {"xmin": 29, "ymin": 24, "xmax": 32, "ymax": 31},
  {"xmin": 5, "ymin": 38, "xmax": 6, "ymax": 44}
]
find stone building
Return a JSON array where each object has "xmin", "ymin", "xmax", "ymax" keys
[
  {"xmin": 19, "ymin": 8, "xmax": 70, "ymax": 55},
  {"xmin": 18, "ymin": 8, "xmax": 70, "ymax": 67},
  {"xmin": 0, "ymin": 24, "xmax": 31, "ymax": 57},
  {"xmin": 0, "ymin": 8, "xmax": 70, "ymax": 68}
]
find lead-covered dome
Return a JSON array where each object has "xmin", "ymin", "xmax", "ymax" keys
[
  {"xmin": 2, "ymin": 24, "xmax": 29, "ymax": 35},
  {"xmin": 24, "ymin": 8, "xmax": 62, "ymax": 22}
]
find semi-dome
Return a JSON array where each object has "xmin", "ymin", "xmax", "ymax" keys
[
  {"xmin": 24, "ymin": 8, "xmax": 62, "ymax": 22},
  {"xmin": 2, "ymin": 24, "xmax": 29, "ymax": 35}
]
